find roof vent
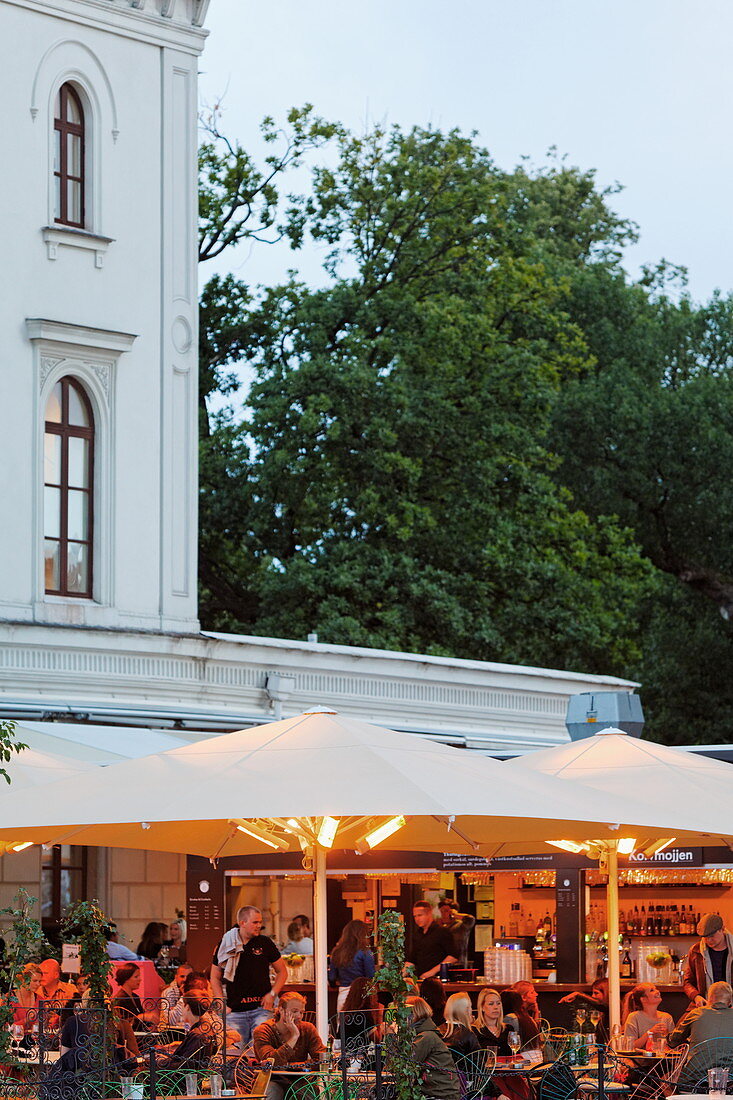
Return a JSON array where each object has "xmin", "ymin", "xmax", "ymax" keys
[{"xmin": 565, "ymin": 692, "xmax": 644, "ymax": 742}]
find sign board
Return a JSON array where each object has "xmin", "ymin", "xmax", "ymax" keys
[
  {"xmin": 626, "ymin": 847, "xmax": 703, "ymax": 867},
  {"xmin": 186, "ymin": 863, "xmax": 226, "ymax": 971},
  {"xmin": 62, "ymin": 943, "xmax": 80, "ymax": 974},
  {"xmin": 441, "ymin": 851, "xmax": 590, "ymax": 871}
]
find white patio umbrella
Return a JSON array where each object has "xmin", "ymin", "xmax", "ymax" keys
[
  {"xmin": 0, "ymin": 709, "xmax": 684, "ymax": 1036},
  {"xmin": 507, "ymin": 726, "xmax": 733, "ymax": 1032},
  {"xmin": 0, "ymin": 743, "xmax": 95, "ymax": 854}
]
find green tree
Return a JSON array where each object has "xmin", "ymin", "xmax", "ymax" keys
[
  {"xmin": 0, "ymin": 721, "xmax": 26, "ymax": 783},
  {"xmin": 200, "ymin": 123, "xmax": 650, "ymax": 671}
]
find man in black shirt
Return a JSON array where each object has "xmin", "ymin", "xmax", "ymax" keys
[
  {"xmin": 210, "ymin": 905, "xmax": 287, "ymax": 1046},
  {"xmin": 408, "ymin": 902, "xmax": 457, "ymax": 980}
]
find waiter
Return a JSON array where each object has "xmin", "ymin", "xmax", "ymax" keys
[
  {"xmin": 438, "ymin": 899, "xmax": 476, "ymax": 968},
  {"xmin": 408, "ymin": 901, "xmax": 457, "ymax": 980}
]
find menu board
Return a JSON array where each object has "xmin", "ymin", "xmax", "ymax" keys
[{"xmin": 186, "ymin": 864, "xmax": 226, "ymax": 970}]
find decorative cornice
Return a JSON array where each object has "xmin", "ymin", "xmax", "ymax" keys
[
  {"xmin": 41, "ymin": 226, "xmax": 115, "ymax": 268},
  {"xmin": 26, "ymin": 318, "xmax": 138, "ymax": 355}
]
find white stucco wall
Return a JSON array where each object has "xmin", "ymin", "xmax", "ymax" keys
[{"xmin": 0, "ymin": 0, "xmax": 205, "ymax": 633}]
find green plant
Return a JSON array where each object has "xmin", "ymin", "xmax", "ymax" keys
[
  {"xmin": 61, "ymin": 899, "xmax": 112, "ymax": 1005},
  {"xmin": 0, "ymin": 889, "xmax": 48, "ymax": 1068},
  {"xmin": 0, "ymin": 721, "xmax": 27, "ymax": 784},
  {"xmin": 373, "ymin": 911, "xmax": 421, "ymax": 1100}
]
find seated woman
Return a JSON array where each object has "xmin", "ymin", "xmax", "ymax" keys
[
  {"xmin": 419, "ymin": 978, "xmax": 447, "ymax": 1028},
  {"xmin": 559, "ymin": 979, "xmax": 609, "ymax": 1041},
  {"xmin": 440, "ymin": 992, "xmax": 480, "ymax": 1060},
  {"xmin": 407, "ymin": 996, "xmax": 461, "ymax": 1100},
  {"xmin": 336, "ymin": 976, "xmax": 383, "ymax": 1048},
  {"xmin": 136, "ymin": 922, "xmax": 168, "ymax": 961},
  {"xmin": 11, "ymin": 963, "xmax": 42, "ymax": 1035},
  {"xmin": 622, "ymin": 983, "xmax": 674, "ymax": 1050},
  {"xmin": 473, "ymin": 988, "xmax": 512, "ymax": 1054},
  {"xmin": 500, "ymin": 990, "xmax": 540, "ymax": 1050},
  {"xmin": 113, "ymin": 963, "xmax": 158, "ymax": 1030}
]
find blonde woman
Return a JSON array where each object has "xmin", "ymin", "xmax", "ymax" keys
[
  {"xmin": 622, "ymin": 983, "xmax": 674, "ymax": 1050},
  {"xmin": 440, "ymin": 992, "xmax": 480, "ymax": 1059},
  {"xmin": 474, "ymin": 988, "xmax": 512, "ymax": 1055},
  {"xmin": 11, "ymin": 964, "xmax": 42, "ymax": 1033}
]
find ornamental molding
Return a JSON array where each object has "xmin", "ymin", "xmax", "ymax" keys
[
  {"xmin": 40, "ymin": 357, "xmax": 65, "ymax": 388},
  {"xmin": 26, "ymin": 318, "xmax": 137, "ymax": 357}
]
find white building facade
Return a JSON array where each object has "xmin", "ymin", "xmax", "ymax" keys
[{"xmin": 0, "ymin": 0, "xmax": 637, "ymax": 950}]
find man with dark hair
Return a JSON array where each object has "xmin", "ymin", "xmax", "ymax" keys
[
  {"xmin": 105, "ymin": 923, "xmax": 143, "ymax": 962},
  {"xmin": 407, "ymin": 902, "xmax": 457, "ymax": 981},
  {"xmin": 210, "ymin": 905, "xmax": 287, "ymax": 1046},
  {"xmin": 155, "ymin": 994, "xmax": 218, "ymax": 1070},
  {"xmin": 438, "ymin": 899, "xmax": 476, "ymax": 968}
]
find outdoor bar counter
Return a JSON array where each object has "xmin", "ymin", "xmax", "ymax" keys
[{"xmin": 283, "ymin": 981, "xmax": 691, "ymax": 1027}]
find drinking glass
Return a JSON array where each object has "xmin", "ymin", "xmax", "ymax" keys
[
  {"xmin": 508, "ymin": 1031, "xmax": 521, "ymax": 1059},
  {"xmin": 651, "ymin": 1036, "xmax": 666, "ymax": 1056},
  {"xmin": 590, "ymin": 1009, "xmax": 602, "ymax": 1030},
  {"xmin": 12, "ymin": 1024, "xmax": 23, "ymax": 1044},
  {"xmin": 210, "ymin": 1073, "xmax": 223, "ymax": 1097},
  {"xmin": 708, "ymin": 1068, "xmax": 729, "ymax": 1097},
  {"xmin": 120, "ymin": 1077, "xmax": 134, "ymax": 1100},
  {"xmin": 185, "ymin": 1072, "xmax": 198, "ymax": 1096}
]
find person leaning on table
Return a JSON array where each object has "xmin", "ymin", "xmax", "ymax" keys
[
  {"xmin": 253, "ymin": 992, "xmax": 326, "ymax": 1100},
  {"xmin": 683, "ymin": 912, "xmax": 733, "ymax": 1006},
  {"xmin": 669, "ymin": 982, "xmax": 733, "ymax": 1092},
  {"xmin": 669, "ymin": 980, "xmax": 733, "ymax": 1047}
]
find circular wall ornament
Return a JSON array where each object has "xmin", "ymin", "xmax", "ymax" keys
[{"xmin": 172, "ymin": 315, "xmax": 192, "ymax": 354}]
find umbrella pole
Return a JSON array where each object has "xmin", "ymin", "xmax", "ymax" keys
[
  {"xmin": 314, "ymin": 844, "xmax": 329, "ymax": 1041},
  {"xmin": 606, "ymin": 844, "xmax": 621, "ymax": 1035}
]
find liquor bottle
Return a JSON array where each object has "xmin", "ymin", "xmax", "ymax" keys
[
  {"xmin": 655, "ymin": 907, "xmax": 662, "ymax": 937},
  {"xmin": 633, "ymin": 905, "xmax": 640, "ymax": 934},
  {"xmin": 526, "ymin": 911, "xmax": 536, "ymax": 937},
  {"xmin": 543, "ymin": 910, "xmax": 553, "ymax": 936},
  {"xmin": 509, "ymin": 905, "xmax": 518, "ymax": 937},
  {"xmin": 621, "ymin": 942, "xmax": 632, "ymax": 979},
  {"xmin": 680, "ymin": 905, "xmax": 687, "ymax": 934},
  {"xmin": 640, "ymin": 906, "xmax": 647, "ymax": 936},
  {"xmin": 672, "ymin": 905, "xmax": 679, "ymax": 936},
  {"xmin": 664, "ymin": 910, "xmax": 671, "ymax": 937},
  {"xmin": 518, "ymin": 907, "xmax": 526, "ymax": 936}
]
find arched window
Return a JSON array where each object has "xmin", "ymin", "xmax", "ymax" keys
[
  {"xmin": 44, "ymin": 378, "xmax": 94, "ymax": 598},
  {"xmin": 53, "ymin": 83, "xmax": 85, "ymax": 228}
]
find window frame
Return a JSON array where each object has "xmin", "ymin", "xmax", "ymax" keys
[
  {"xmin": 44, "ymin": 376, "xmax": 95, "ymax": 599},
  {"xmin": 41, "ymin": 845, "xmax": 88, "ymax": 934},
  {"xmin": 53, "ymin": 82, "xmax": 85, "ymax": 229}
]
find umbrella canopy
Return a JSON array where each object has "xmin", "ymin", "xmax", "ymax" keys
[
  {"xmin": 508, "ymin": 726, "xmax": 733, "ymax": 1033},
  {"xmin": 2, "ymin": 744, "xmax": 95, "ymax": 788},
  {"xmin": 508, "ymin": 726, "xmax": 733, "ymax": 839},
  {"xmin": 0, "ymin": 709, "xmax": 686, "ymax": 857}
]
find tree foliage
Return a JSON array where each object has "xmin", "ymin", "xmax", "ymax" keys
[
  {"xmin": 198, "ymin": 114, "xmax": 733, "ymax": 741},
  {"xmin": 199, "ymin": 123, "xmax": 650, "ymax": 672}
]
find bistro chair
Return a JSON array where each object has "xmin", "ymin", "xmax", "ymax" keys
[
  {"xmin": 233, "ymin": 1056, "xmax": 274, "ymax": 1098},
  {"xmin": 453, "ymin": 1046, "xmax": 497, "ymax": 1100},
  {"xmin": 627, "ymin": 1044, "xmax": 688, "ymax": 1100},
  {"xmin": 538, "ymin": 1057, "xmax": 579, "ymax": 1100},
  {"xmin": 543, "ymin": 1029, "xmax": 571, "ymax": 1063},
  {"xmin": 681, "ymin": 1037, "xmax": 733, "ymax": 1093}
]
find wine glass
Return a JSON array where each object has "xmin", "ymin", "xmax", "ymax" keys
[
  {"xmin": 508, "ymin": 1031, "xmax": 521, "ymax": 1060},
  {"xmin": 590, "ymin": 1009, "xmax": 602, "ymax": 1030}
]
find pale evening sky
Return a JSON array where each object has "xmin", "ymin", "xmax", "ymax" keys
[{"xmin": 198, "ymin": 0, "xmax": 733, "ymax": 305}]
